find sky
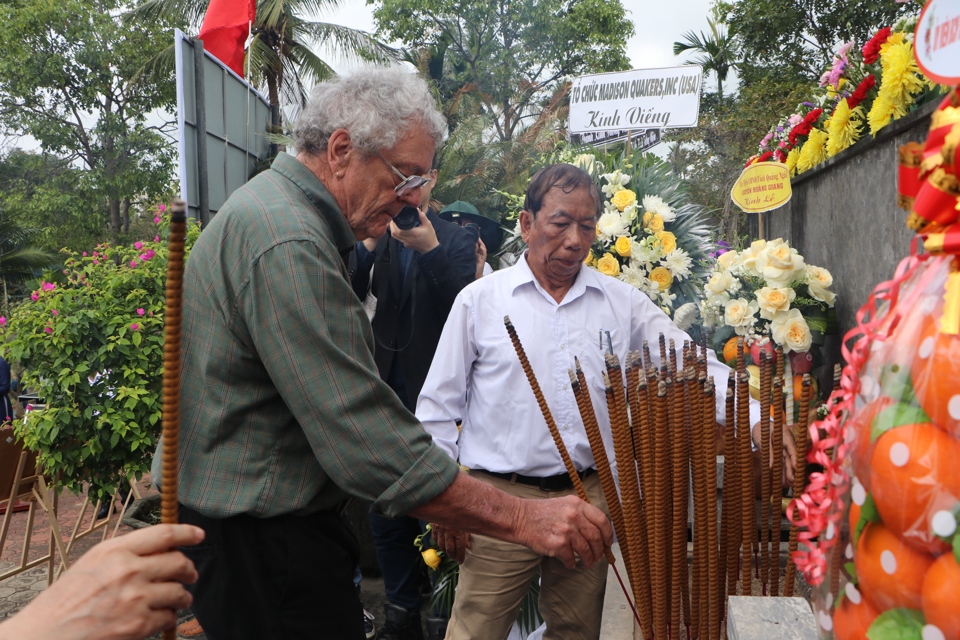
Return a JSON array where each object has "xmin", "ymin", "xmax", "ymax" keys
[{"xmin": 322, "ymin": 0, "xmax": 716, "ymax": 73}]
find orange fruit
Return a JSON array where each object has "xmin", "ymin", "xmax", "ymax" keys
[
  {"xmin": 722, "ymin": 337, "xmax": 740, "ymax": 365},
  {"xmin": 848, "ymin": 500, "xmax": 861, "ymax": 541},
  {"xmin": 870, "ymin": 422, "xmax": 960, "ymax": 554},
  {"xmin": 833, "ymin": 589, "xmax": 881, "ymax": 640},
  {"xmin": 922, "ymin": 552, "xmax": 960, "ymax": 639},
  {"xmin": 911, "ymin": 316, "xmax": 960, "ymax": 440},
  {"xmin": 855, "ymin": 521, "xmax": 934, "ymax": 611},
  {"xmin": 846, "ymin": 396, "xmax": 895, "ymax": 490}
]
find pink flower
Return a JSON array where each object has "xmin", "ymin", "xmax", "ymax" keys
[
  {"xmin": 41, "ymin": 282, "xmax": 56, "ymax": 291},
  {"xmin": 93, "ymin": 252, "xmax": 99, "ymax": 258},
  {"xmin": 158, "ymin": 204, "xmax": 166, "ymax": 212},
  {"xmin": 82, "ymin": 251, "xmax": 87, "ymax": 257},
  {"xmin": 137, "ymin": 308, "xmax": 145, "ymax": 316},
  {"xmin": 131, "ymin": 323, "xmax": 140, "ymax": 331},
  {"xmin": 31, "ymin": 292, "xmax": 39, "ymax": 301},
  {"xmin": 135, "ymin": 241, "xmax": 143, "ymax": 250},
  {"xmin": 44, "ymin": 326, "xmax": 52, "ymax": 334},
  {"xmin": 130, "ymin": 259, "xmax": 138, "ymax": 268},
  {"xmin": 153, "ymin": 236, "xmax": 160, "ymax": 242},
  {"xmin": 51, "ymin": 309, "xmax": 58, "ymax": 316},
  {"xmin": 93, "ymin": 259, "xmax": 100, "ymax": 265},
  {"xmin": 154, "ymin": 216, "xmax": 161, "ymax": 224},
  {"xmin": 0, "ymin": 317, "xmax": 6, "ymax": 326},
  {"xmin": 143, "ymin": 250, "xmax": 155, "ymax": 260}
]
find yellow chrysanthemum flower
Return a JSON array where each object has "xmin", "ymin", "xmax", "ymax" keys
[
  {"xmin": 614, "ymin": 236, "xmax": 632, "ymax": 257},
  {"xmin": 611, "ymin": 189, "xmax": 637, "ymax": 212},
  {"xmin": 796, "ymin": 129, "xmax": 828, "ymax": 174},
  {"xmin": 642, "ymin": 212, "xmax": 665, "ymax": 233},
  {"xmin": 655, "ymin": 231, "xmax": 677, "ymax": 254},
  {"xmin": 597, "ymin": 253, "xmax": 620, "ymax": 276},
  {"xmin": 649, "ymin": 266, "xmax": 673, "ymax": 291},
  {"xmin": 826, "ymin": 99, "xmax": 864, "ymax": 157},
  {"xmin": 880, "ymin": 41, "xmax": 924, "ymax": 109},
  {"xmin": 825, "ymin": 78, "xmax": 848, "ymax": 101},
  {"xmin": 584, "ymin": 252, "xmax": 596, "ymax": 266},
  {"xmin": 879, "ymin": 31, "xmax": 906, "ymax": 56},
  {"xmin": 785, "ymin": 148, "xmax": 801, "ymax": 177}
]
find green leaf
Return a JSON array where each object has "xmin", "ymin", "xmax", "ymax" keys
[
  {"xmin": 871, "ymin": 402, "xmax": 930, "ymax": 443},
  {"xmin": 954, "ymin": 532, "xmax": 960, "ymax": 565},
  {"xmin": 855, "ymin": 493, "xmax": 882, "ymax": 547},
  {"xmin": 844, "ymin": 561, "xmax": 858, "ymax": 585},
  {"xmin": 132, "ymin": 331, "xmax": 141, "ymax": 346},
  {"xmin": 866, "ymin": 608, "xmax": 924, "ymax": 640}
]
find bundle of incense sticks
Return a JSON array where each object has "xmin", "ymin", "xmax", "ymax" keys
[{"xmin": 505, "ymin": 319, "xmax": 798, "ymax": 639}]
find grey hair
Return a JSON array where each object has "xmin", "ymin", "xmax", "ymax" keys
[{"xmin": 292, "ymin": 67, "xmax": 448, "ymax": 157}]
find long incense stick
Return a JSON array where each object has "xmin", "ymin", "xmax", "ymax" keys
[
  {"xmin": 160, "ymin": 200, "xmax": 187, "ymax": 640},
  {"xmin": 759, "ymin": 353, "xmax": 772, "ymax": 596},
  {"xmin": 770, "ymin": 378, "xmax": 785, "ymax": 597},
  {"xmin": 737, "ymin": 340, "xmax": 753, "ymax": 597}
]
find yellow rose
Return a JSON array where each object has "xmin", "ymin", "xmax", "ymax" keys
[
  {"xmin": 649, "ymin": 266, "xmax": 673, "ymax": 291},
  {"xmin": 756, "ymin": 286, "xmax": 796, "ymax": 320},
  {"xmin": 611, "ymin": 189, "xmax": 637, "ymax": 212},
  {"xmin": 584, "ymin": 252, "xmax": 595, "ymax": 266},
  {"xmin": 655, "ymin": 231, "xmax": 677, "ymax": 254},
  {"xmin": 755, "ymin": 238, "xmax": 805, "ymax": 285},
  {"xmin": 596, "ymin": 253, "xmax": 620, "ymax": 276},
  {"xmin": 642, "ymin": 212, "xmax": 664, "ymax": 233},
  {"xmin": 724, "ymin": 298, "xmax": 756, "ymax": 328},
  {"xmin": 421, "ymin": 548, "xmax": 441, "ymax": 570},
  {"xmin": 717, "ymin": 250, "xmax": 740, "ymax": 271},
  {"xmin": 615, "ymin": 236, "xmax": 632, "ymax": 257}
]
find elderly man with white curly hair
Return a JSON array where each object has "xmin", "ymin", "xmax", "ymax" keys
[{"xmin": 162, "ymin": 67, "xmax": 613, "ymax": 640}]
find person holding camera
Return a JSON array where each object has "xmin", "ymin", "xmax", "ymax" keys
[{"xmin": 349, "ymin": 162, "xmax": 477, "ymax": 640}]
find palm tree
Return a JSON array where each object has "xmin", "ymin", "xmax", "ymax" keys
[
  {"xmin": 128, "ymin": 0, "xmax": 396, "ymax": 116},
  {"xmin": 0, "ymin": 216, "xmax": 56, "ymax": 313},
  {"xmin": 673, "ymin": 18, "xmax": 739, "ymax": 102}
]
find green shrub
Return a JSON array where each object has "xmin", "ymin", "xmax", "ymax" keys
[{"xmin": 0, "ymin": 211, "xmax": 200, "ymax": 499}]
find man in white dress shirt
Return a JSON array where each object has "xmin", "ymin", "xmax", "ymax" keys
[{"xmin": 416, "ymin": 164, "xmax": 793, "ymax": 639}]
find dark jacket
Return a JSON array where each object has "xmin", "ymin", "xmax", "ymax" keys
[{"xmin": 349, "ymin": 210, "xmax": 476, "ymax": 411}]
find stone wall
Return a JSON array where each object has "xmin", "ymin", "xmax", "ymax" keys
[{"xmin": 749, "ymin": 100, "xmax": 939, "ymax": 337}]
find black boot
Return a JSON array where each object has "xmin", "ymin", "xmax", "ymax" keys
[
  {"xmin": 375, "ymin": 603, "xmax": 423, "ymax": 640},
  {"xmin": 425, "ymin": 616, "xmax": 447, "ymax": 640}
]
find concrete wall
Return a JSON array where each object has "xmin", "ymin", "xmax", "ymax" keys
[{"xmin": 749, "ymin": 100, "xmax": 938, "ymax": 336}]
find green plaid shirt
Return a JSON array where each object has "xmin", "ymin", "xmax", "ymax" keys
[{"xmin": 173, "ymin": 153, "xmax": 459, "ymax": 519}]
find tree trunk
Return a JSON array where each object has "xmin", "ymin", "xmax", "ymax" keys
[
  {"xmin": 122, "ymin": 199, "xmax": 131, "ymax": 234},
  {"xmin": 110, "ymin": 199, "xmax": 122, "ymax": 233}
]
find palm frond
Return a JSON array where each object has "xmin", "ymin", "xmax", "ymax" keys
[
  {"xmin": 295, "ymin": 20, "xmax": 398, "ymax": 64},
  {"xmin": 125, "ymin": 0, "xmax": 206, "ymax": 28}
]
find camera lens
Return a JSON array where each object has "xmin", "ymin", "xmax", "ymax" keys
[{"xmin": 393, "ymin": 206, "xmax": 421, "ymax": 230}]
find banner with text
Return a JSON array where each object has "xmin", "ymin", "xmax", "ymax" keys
[{"xmin": 569, "ymin": 65, "xmax": 703, "ymax": 134}]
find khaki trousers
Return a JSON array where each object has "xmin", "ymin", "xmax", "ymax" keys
[{"xmin": 445, "ymin": 471, "xmax": 609, "ymax": 640}]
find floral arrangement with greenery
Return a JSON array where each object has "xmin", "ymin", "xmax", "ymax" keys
[
  {"xmin": 0, "ymin": 209, "xmax": 200, "ymax": 499},
  {"xmin": 746, "ymin": 17, "xmax": 943, "ymax": 176},
  {"xmin": 414, "ymin": 525, "xmax": 542, "ymax": 634},
  {"xmin": 500, "ymin": 149, "xmax": 716, "ymax": 324},
  {"xmin": 700, "ymin": 238, "xmax": 837, "ymax": 362}
]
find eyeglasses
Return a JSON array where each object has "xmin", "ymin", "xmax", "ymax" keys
[{"xmin": 375, "ymin": 152, "xmax": 433, "ymax": 196}]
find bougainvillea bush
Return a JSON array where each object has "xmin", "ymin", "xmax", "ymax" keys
[{"xmin": 0, "ymin": 211, "xmax": 200, "ymax": 499}]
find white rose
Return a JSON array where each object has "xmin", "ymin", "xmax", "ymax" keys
[
  {"xmin": 755, "ymin": 238, "xmax": 805, "ymax": 285},
  {"xmin": 805, "ymin": 265, "xmax": 833, "ymax": 288},
  {"xmin": 724, "ymin": 297, "xmax": 758, "ymax": 328},
  {"xmin": 596, "ymin": 211, "xmax": 628, "ymax": 240},
  {"xmin": 717, "ymin": 250, "xmax": 741, "ymax": 271},
  {"xmin": 808, "ymin": 283, "xmax": 837, "ymax": 306},
  {"xmin": 739, "ymin": 239, "xmax": 767, "ymax": 276},
  {"xmin": 705, "ymin": 270, "xmax": 734, "ymax": 295},
  {"xmin": 770, "ymin": 308, "xmax": 813, "ymax": 353},
  {"xmin": 756, "ymin": 286, "xmax": 796, "ymax": 320}
]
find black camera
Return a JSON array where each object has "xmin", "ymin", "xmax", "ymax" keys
[{"xmin": 393, "ymin": 205, "xmax": 421, "ymax": 230}]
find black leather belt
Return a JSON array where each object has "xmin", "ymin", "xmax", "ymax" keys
[{"xmin": 481, "ymin": 469, "xmax": 595, "ymax": 492}]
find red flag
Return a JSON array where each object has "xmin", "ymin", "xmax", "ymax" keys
[{"xmin": 198, "ymin": 0, "xmax": 256, "ymax": 77}]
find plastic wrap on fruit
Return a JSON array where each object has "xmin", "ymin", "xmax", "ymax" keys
[{"xmin": 787, "ymin": 85, "xmax": 960, "ymax": 640}]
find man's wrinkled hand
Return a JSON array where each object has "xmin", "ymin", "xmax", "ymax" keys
[
  {"xmin": 431, "ymin": 523, "xmax": 471, "ymax": 564},
  {"xmin": 513, "ymin": 496, "xmax": 612, "ymax": 570}
]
